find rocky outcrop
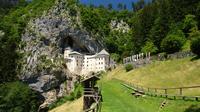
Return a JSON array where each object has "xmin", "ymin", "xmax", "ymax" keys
[
  {"xmin": 19, "ymin": 0, "xmax": 103, "ymax": 108},
  {"xmin": 110, "ymin": 20, "xmax": 130, "ymax": 33}
]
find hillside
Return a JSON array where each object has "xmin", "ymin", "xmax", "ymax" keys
[
  {"xmin": 107, "ymin": 57, "xmax": 200, "ymax": 96},
  {"xmin": 99, "ymin": 79, "xmax": 200, "ymax": 112},
  {"xmin": 50, "ymin": 57, "xmax": 200, "ymax": 112},
  {"xmin": 99, "ymin": 57, "xmax": 200, "ymax": 112},
  {"xmin": 49, "ymin": 97, "xmax": 83, "ymax": 112}
]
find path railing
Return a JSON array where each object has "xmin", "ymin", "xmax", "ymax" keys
[{"xmin": 114, "ymin": 78, "xmax": 200, "ymax": 101}]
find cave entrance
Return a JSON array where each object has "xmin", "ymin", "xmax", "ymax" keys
[
  {"xmin": 66, "ymin": 36, "xmax": 73, "ymax": 48},
  {"xmin": 60, "ymin": 35, "xmax": 89, "ymax": 53},
  {"xmin": 60, "ymin": 36, "xmax": 74, "ymax": 53}
]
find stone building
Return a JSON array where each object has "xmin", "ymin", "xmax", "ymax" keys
[{"xmin": 64, "ymin": 48, "xmax": 111, "ymax": 76}]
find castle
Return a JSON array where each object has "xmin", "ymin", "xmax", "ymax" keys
[{"xmin": 64, "ymin": 48, "xmax": 112, "ymax": 76}]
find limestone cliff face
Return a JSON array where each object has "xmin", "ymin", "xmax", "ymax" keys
[
  {"xmin": 19, "ymin": 0, "xmax": 103, "ymax": 108},
  {"xmin": 110, "ymin": 20, "xmax": 130, "ymax": 33}
]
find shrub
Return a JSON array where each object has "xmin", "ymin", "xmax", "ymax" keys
[
  {"xmin": 125, "ymin": 64, "xmax": 133, "ymax": 72},
  {"xmin": 141, "ymin": 40, "xmax": 158, "ymax": 54},
  {"xmin": 48, "ymin": 83, "xmax": 83, "ymax": 110},
  {"xmin": 0, "ymin": 82, "xmax": 40, "ymax": 112},
  {"xmin": 191, "ymin": 37, "xmax": 200, "ymax": 56},
  {"xmin": 111, "ymin": 53, "xmax": 120, "ymax": 62},
  {"xmin": 161, "ymin": 34, "xmax": 186, "ymax": 54}
]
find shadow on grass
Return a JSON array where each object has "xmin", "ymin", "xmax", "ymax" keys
[
  {"xmin": 184, "ymin": 105, "xmax": 200, "ymax": 112},
  {"xmin": 190, "ymin": 56, "xmax": 200, "ymax": 61}
]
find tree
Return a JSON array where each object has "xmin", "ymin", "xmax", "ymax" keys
[
  {"xmin": 117, "ymin": 3, "xmax": 123, "ymax": 10},
  {"xmin": 133, "ymin": 0, "xmax": 145, "ymax": 11},
  {"xmin": 141, "ymin": 40, "xmax": 158, "ymax": 54},
  {"xmin": 123, "ymin": 4, "xmax": 127, "ymax": 10},
  {"xmin": 99, "ymin": 4, "xmax": 105, "ymax": 9},
  {"xmin": 108, "ymin": 3, "xmax": 112, "ymax": 10},
  {"xmin": 189, "ymin": 28, "xmax": 200, "ymax": 56},
  {"xmin": 183, "ymin": 14, "xmax": 198, "ymax": 37},
  {"xmin": 161, "ymin": 32, "xmax": 186, "ymax": 53},
  {"xmin": 191, "ymin": 36, "xmax": 200, "ymax": 56},
  {"xmin": 131, "ymin": 2, "xmax": 135, "ymax": 11},
  {"xmin": 111, "ymin": 53, "xmax": 120, "ymax": 62},
  {"xmin": 0, "ymin": 82, "xmax": 40, "ymax": 111},
  {"xmin": 138, "ymin": 0, "xmax": 145, "ymax": 9}
]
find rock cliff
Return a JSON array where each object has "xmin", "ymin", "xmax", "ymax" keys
[{"xmin": 19, "ymin": 0, "xmax": 103, "ymax": 108}]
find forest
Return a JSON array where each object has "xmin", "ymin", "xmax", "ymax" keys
[{"xmin": 79, "ymin": 0, "xmax": 200, "ymax": 61}]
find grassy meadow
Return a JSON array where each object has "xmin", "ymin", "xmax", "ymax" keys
[
  {"xmin": 106, "ymin": 57, "xmax": 200, "ymax": 96},
  {"xmin": 99, "ymin": 79, "xmax": 200, "ymax": 112},
  {"xmin": 49, "ymin": 57, "xmax": 200, "ymax": 112}
]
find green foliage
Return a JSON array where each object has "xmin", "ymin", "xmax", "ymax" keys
[
  {"xmin": 191, "ymin": 36, "xmax": 200, "ymax": 56},
  {"xmin": 0, "ymin": 82, "xmax": 40, "ymax": 112},
  {"xmin": 79, "ymin": 0, "xmax": 200, "ymax": 60},
  {"xmin": 161, "ymin": 31, "xmax": 186, "ymax": 54},
  {"xmin": 125, "ymin": 64, "xmax": 133, "ymax": 72},
  {"xmin": 182, "ymin": 40, "xmax": 191, "ymax": 51},
  {"xmin": 105, "ymin": 31, "xmax": 134, "ymax": 55},
  {"xmin": 0, "ymin": 0, "xmax": 55, "ymax": 83},
  {"xmin": 189, "ymin": 27, "xmax": 200, "ymax": 39},
  {"xmin": 141, "ymin": 40, "xmax": 158, "ymax": 54},
  {"xmin": 183, "ymin": 15, "xmax": 198, "ymax": 31},
  {"xmin": 48, "ymin": 83, "xmax": 83, "ymax": 110},
  {"xmin": 111, "ymin": 53, "xmax": 121, "ymax": 62},
  {"xmin": 189, "ymin": 27, "xmax": 200, "ymax": 56}
]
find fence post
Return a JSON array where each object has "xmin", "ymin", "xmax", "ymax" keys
[
  {"xmin": 180, "ymin": 88, "xmax": 182, "ymax": 95},
  {"xmin": 155, "ymin": 88, "xmax": 157, "ymax": 93},
  {"xmin": 195, "ymin": 97, "xmax": 199, "ymax": 101},
  {"xmin": 164, "ymin": 89, "xmax": 167, "ymax": 95}
]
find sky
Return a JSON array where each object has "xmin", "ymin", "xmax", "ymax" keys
[{"xmin": 80, "ymin": 0, "xmax": 150, "ymax": 10}]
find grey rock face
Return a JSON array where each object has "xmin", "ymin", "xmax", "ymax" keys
[{"xmin": 19, "ymin": 0, "xmax": 103, "ymax": 107}]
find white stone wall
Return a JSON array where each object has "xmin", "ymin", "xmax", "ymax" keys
[{"xmin": 64, "ymin": 49, "xmax": 110, "ymax": 76}]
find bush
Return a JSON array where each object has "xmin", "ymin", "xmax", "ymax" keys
[
  {"xmin": 0, "ymin": 82, "xmax": 40, "ymax": 112},
  {"xmin": 48, "ymin": 83, "xmax": 83, "ymax": 110},
  {"xmin": 125, "ymin": 64, "xmax": 133, "ymax": 72},
  {"xmin": 161, "ymin": 34, "xmax": 186, "ymax": 54},
  {"xmin": 111, "ymin": 53, "xmax": 120, "ymax": 62},
  {"xmin": 191, "ymin": 37, "xmax": 200, "ymax": 56},
  {"xmin": 141, "ymin": 40, "xmax": 158, "ymax": 54}
]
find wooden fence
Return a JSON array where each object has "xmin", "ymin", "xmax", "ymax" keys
[
  {"xmin": 84, "ymin": 88, "xmax": 102, "ymax": 112},
  {"xmin": 114, "ymin": 78, "xmax": 200, "ymax": 101}
]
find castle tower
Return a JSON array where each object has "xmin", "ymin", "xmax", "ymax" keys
[{"xmin": 64, "ymin": 47, "xmax": 72, "ymax": 59}]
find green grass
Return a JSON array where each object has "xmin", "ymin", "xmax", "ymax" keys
[
  {"xmin": 107, "ymin": 57, "xmax": 200, "ymax": 96},
  {"xmin": 99, "ymin": 79, "xmax": 200, "ymax": 112}
]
